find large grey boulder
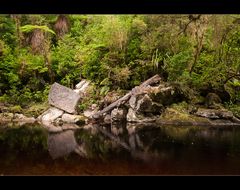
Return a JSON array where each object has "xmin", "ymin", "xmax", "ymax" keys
[{"xmin": 48, "ymin": 82, "xmax": 81, "ymax": 114}]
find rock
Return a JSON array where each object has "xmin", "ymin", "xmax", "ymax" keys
[
  {"xmin": 40, "ymin": 107, "xmax": 64, "ymax": 122},
  {"xmin": 75, "ymin": 80, "xmax": 89, "ymax": 89},
  {"xmin": 104, "ymin": 114, "xmax": 111, "ymax": 124},
  {"xmin": 61, "ymin": 113, "xmax": 85, "ymax": 124},
  {"xmin": 194, "ymin": 108, "xmax": 234, "ymax": 119},
  {"xmin": 13, "ymin": 113, "xmax": 35, "ymax": 122},
  {"xmin": 74, "ymin": 80, "xmax": 91, "ymax": 96},
  {"xmin": 0, "ymin": 112, "xmax": 14, "ymax": 121},
  {"xmin": 127, "ymin": 108, "xmax": 157, "ymax": 123},
  {"xmin": 111, "ymin": 108, "xmax": 127, "ymax": 122},
  {"xmin": 41, "ymin": 121, "xmax": 63, "ymax": 133},
  {"xmin": 48, "ymin": 82, "xmax": 81, "ymax": 114},
  {"xmin": 135, "ymin": 94, "xmax": 163, "ymax": 114},
  {"xmin": 83, "ymin": 110, "xmax": 95, "ymax": 118},
  {"xmin": 54, "ymin": 117, "xmax": 63, "ymax": 125},
  {"xmin": 74, "ymin": 143, "xmax": 88, "ymax": 157},
  {"xmin": 205, "ymin": 93, "xmax": 222, "ymax": 109},
  {"xmin": 148, "ymin": 83, "xmax": 185, "ymax": 106},
  {"xmin": 91, "ymin": 104, "xmax": 98, "ymax": 110},
  {"xmin": 0, "ymin": 105, "xmax": 8, "ymax": 113},
  {"xmin": 48, "ymin": 130, "xmax": 78, "ymax": 159}
]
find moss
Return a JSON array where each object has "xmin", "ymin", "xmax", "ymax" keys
[
  {"xmin": 159, "ymin": 101, "xmax": 209, "ymax": 123},
  {"xmin": 23, "ymin": 102, "xmax": 49, "ymax": 117},
  {"xmin": 8, "ymin": 105, "xmax": 22, "ymax": 113}
]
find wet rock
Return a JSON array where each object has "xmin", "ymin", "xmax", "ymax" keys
[
  {"xmin": 48, "ymin": 82, "xmax": 80, "ymax": 114},
  {"xmin": 111, "ymin": 108, "xmax": 127, "ymax": 122},
  {"xmin": 39, "ymin": 107, "xmax": 64, "ymax": 122},
  {"xmin": 41, "ymin": 121, "xmax": 63, "ymax": 133},
  {"xmin": 48, "ymin": 130, "xmax": 78, "ymax": 159},
  {"xmin": 61, "ymin": 123, "xmax": 80, "ymax": 130},
  {"xmin": 194, "ymin": 108, "xmax": 234, "ymax": 119},
  {"xmin": 61, "ymin": 113, "xmax": 85, "ymax": 124}
]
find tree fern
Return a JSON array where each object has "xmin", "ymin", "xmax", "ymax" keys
[{"xmin": 20, "ymin": 25, "xmax": 55, "ymax": 35}]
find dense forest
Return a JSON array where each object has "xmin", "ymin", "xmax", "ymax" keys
[{"xmin": 1, "ymin": 15, "xmax": 240, "ymax": 117}]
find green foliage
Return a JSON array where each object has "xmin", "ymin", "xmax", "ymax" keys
[
  {"xmin": 1, "ymin": 14, "xmax": 240, "ymax": 110},
  {"xmin": 20, "ymin": 25, "xmax": 55, "ymax": 35}
]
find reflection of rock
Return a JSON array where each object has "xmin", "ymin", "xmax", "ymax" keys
[
  {"xmin": 111, "ymin": 123, "xmax": 124, "ymax": 135},
  {"xmin": 38, "ymin": 107, "xmax": 64, "ymax": 122},
  {"xmin": 48, "ymin": 130, "xmax": 78, "ymax": 159},
  {"xmin": 41, "ymin": 121, "xmax": 63, "ymax": 133},
  {"xmin": 61, "ymin": 123, "xmax": 80, "ymax": 130},
  {"xmin": 74, "ymin": 143, "xmax": 88, "ymax": 157},
  {"xmin": 48, "ymin": 82, "xmax": 80, "ymax": 114}
]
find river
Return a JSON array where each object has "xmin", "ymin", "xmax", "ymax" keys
[{"xmin": 0, "ymin": 122, "xmax": 240, "ymax": 175}]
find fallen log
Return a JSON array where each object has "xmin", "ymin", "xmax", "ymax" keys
[{"xmin": 92, "ymin": 74, "xmax": 161, "ymax": 119}]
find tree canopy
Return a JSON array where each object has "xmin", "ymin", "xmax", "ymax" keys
[{"xmin": 1, "ymin": 14, "xmax": 240, "ymax": 110}]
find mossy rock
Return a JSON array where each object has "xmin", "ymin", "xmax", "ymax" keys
[
  {"xmin": 8, "ymin": 105, "xmax": 22, "ymax": 113},
  {"xmin": 24, "ymin": 102, "xmax": 49, "ymax": 117},
  {"xmin": 205, "ymin": 93, "xmax": 222, "ymax": 109}
]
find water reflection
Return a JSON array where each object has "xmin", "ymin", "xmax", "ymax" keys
[{"xmin": 1, "ymin": 122, "xmax": 240, "ymax": 174}]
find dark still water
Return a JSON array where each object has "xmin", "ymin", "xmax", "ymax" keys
[{"xmin": 1, "ymin": 122, "xmax": 240, "ymax": 175}]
